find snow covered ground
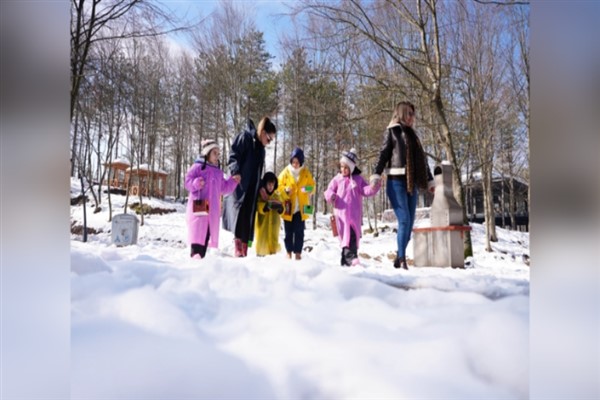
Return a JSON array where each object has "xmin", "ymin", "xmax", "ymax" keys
[{"xmin": 70, "ymin": 179, "xmax": 529, "ymax": 399}]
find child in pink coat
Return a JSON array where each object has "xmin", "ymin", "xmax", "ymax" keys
[
  {"xmin": 185, "ymin": 139, "xmax": 238, "ymax": 258},
  {"xmin": 324, "ymin": 149, "xmax": 381, "ymax": 266}
]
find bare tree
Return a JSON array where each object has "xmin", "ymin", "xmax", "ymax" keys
[
  {"xmin": 453, "ymin": 2, "xmax": 511, "ymax": 249},
  {"xmin": 166, "ymin": 51, "xmax": 197, "ymax": 200},
  {"xmin": 191, "ymin": 0, "xmax": 277, "ymax": 170},
  {"xmin": 71, "ymin": 0, "xmax": 187, "ymax": 176},
  {"xmin": 292, "ymin": 0, "xmax": 475, "ymax": 255},
  {"xmin": 506, "ymin": 4, "xmax": 530, "ymax": 215}
]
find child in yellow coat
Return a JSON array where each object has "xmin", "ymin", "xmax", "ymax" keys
[
  {"xmin": 254, "ymin": 172, "xmax": 284, "ymax": 256},
  {"xmin": 277, "ymin": 147, "xmax": 316, "ymax": 260}
]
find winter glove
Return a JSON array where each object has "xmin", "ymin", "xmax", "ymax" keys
[{"xmin": 274, "ymin": 203, "xmax": 284, "ymax": 214}]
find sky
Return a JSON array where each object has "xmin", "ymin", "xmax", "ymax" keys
[
  {"xmin": 70, "ymin": 177, "xmax": 530, "ymax": 398},
  {"xmin": 166, "ymin": 0, "xmax": 294, "ymax": 67}
]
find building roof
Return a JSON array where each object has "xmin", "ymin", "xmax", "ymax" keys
[
  {"xmin": 126, "ymin": 164, "xmax": 168, "ymax": 176},
  {"xmin": 105, "ymin": 158, "xmax": 130, "ymax": 168},
  {"xmin": 462, "ymin": 171, "xmax": 528, "ymax": 187}
]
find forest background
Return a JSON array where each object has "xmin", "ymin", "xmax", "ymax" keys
[{"xmin": 70, "ymin": 0, "xmax": 530, "ymax": 257}]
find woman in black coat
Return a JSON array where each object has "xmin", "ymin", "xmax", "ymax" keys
[{"xmin": 222, "ymin": 116, "xmax": 277, "ymax": 257}]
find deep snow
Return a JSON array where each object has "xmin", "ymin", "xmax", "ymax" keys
[{"xmin": 70, "ymin": 179, "xmax": 529, "ymax": 399}]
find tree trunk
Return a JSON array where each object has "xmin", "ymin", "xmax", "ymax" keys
[
  {"xmin": 71, "ymin": 106, "xmax": 80, "ymax": 177},
  {"xmin": 80, "ymin": 174, "xmax": 88, "ymax": 243},
  {"xmin": 500, "ymin": 176, "xmax": 506, "ymax": 228},
  {"xmin": 509, "ymin": 177, "xmax": 516, "ymax": 230},
  {"xmin": 481, "ymin": 165, "xmax": 498, "ymax": 248}
]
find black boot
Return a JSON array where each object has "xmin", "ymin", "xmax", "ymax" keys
[
  {"xmin": 394, "ymin": 256, "xmax": 408, "ymax": 270},
  {"xmin": 341, "ymin": 247, "xmax": 353, "ymax": 266}
]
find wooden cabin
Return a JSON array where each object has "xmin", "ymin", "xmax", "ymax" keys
[
  {"xmin": 103, "ymin": 159, "xmax": 130, "ymax": 195},
  {"xmin": 125, "ymin": 164, "xmax": 168, "ymax": 198},
  {"xmin": 104, "ymin": 160, "xmax": 168, "ymax": 198}
]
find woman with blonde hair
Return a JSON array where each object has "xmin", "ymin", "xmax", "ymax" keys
[{"xmin": 371, "ymin": 101, "xmax": 434, "ymax": 269}]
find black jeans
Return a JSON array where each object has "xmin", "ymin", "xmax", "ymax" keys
[
  {"xmin": 191, "ymin": 228, "xmax": 210, "ymax": 258},
  {"xmin": 284, "ymin": 211, "xmax": 305, "ymax": 254},
  {"xmin": 341, "ymin": 228, "xmax": 358, "ymax": 266}
]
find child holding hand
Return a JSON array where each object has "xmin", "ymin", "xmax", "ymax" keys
[
  {"xmin": 324, "ymin": 148, "xmax": 381, "ymax": 266},
  {"xmin": 185, "ymin": 139, "xmax": 238, "ymax": 259}
]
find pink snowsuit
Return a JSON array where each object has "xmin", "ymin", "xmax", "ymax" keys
[
  {"xmin": 324, "ymin": 173, "xmax": 380, "ymax": 248},
  {"xmin": 185, "ymin": 160, "xmax": 238, "ymax": 248}
]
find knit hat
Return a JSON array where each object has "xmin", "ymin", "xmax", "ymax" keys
[
  {"xmin": 340, "ymin": 148, "xmax": 359, "ymax": 173},
  {"xmin": 201, "ymin": 139, "xmax": 219, "ymax": 158},
  {"xmin": 290, "ymin": 147, "xmax": 304, "ymax": 166}
]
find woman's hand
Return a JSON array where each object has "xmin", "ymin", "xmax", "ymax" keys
[
  {"xmin": 370, "ymin": 180, "xmax": 381, "ymax": 190},
  {"xmin": 196, "ymin": 177, "xmax": 205, "ymax": 190},
  {"xmin": 369, "ymin": 174, "xmax": 381, "ymax": 187}
]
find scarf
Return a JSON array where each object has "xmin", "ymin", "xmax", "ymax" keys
[
  {"xmin": 403, "ymin": 125, "xmax": 429, "ymax": 194},
  {"xmin": 287, "ymin": 164, "xmax": 303, "ymax": 213},
  {"xmin": 288, "ymin": 164, "xmax": 301, "ymax": 182}
]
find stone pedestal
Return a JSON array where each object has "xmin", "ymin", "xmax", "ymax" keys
[
  {"xmin": 412, "ymin": 162, "xmax": 471, "ymax": 268},
  {"xmin": 413, "ymin": 226, "xmax": 471, "ymax": 268}
]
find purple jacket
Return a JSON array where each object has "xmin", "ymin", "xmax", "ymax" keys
[
  {"xmin": 185, "ymin": 159, "xmax": 238, "ymax": 248},
  {"xmin": 324, "ymin": 173, "xmax": 380, "ymax": 248}
]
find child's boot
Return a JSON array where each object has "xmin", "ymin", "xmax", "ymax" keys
[{"xmin": 234, "ymin": 238, "xmax": 243, "ymax": 257}]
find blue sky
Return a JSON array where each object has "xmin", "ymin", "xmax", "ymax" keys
[{"xmin": 166, "ymin": 0, "xmax": 293, "ymax": 66}]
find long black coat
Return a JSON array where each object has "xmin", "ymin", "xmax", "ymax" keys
[{"xmin": 222, "ymin": 119, "xmax": 265, "ymax": 242}]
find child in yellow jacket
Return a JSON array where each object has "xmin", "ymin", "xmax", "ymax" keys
[
  {"xmin": 254, "ymin": 172, "xmax": 284, "ymax": 256},
  {"xmin": 277, "ymin": 147, "xmax": 316, "ymax": 260}
]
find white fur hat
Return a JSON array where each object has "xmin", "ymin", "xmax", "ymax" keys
[
  {"xmin": 340, "ymin": 148, "xmax": 358, "ymax": 173},
  {"xmin": 201, "ymin": 139, "xmax": 219, "ymax": 158}
]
